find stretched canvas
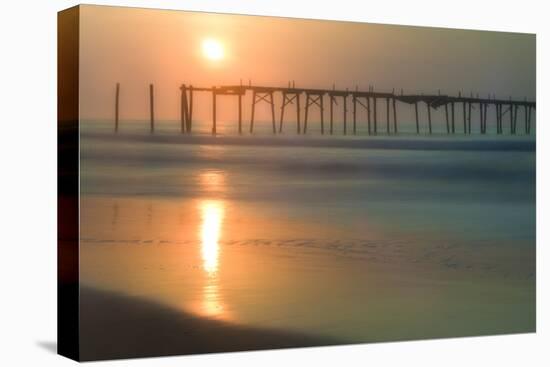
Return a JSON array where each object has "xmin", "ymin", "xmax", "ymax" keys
[{"xmin": 58, "ymin": 4, "xmax": 536, "ymax": 361}]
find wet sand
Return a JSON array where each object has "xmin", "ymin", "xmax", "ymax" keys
[
  {"xmin": 79, "ymin": 286, "xmax": 340, "ymax": 361},
  {"xmin": 80, "ymin": 200, "xmax": 535, "ymax": 348}
]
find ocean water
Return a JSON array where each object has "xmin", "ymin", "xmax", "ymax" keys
[{"xmin": 79, "ymin": 119, "xmax": 536, "ymax": 344}]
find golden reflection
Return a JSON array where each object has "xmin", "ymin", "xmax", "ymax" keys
[
  {"xmin": 198, "ymin": 199, "xmax": 226, "ymax": 318},
  {"xmin": 202, "ymin": 283, "xmax": 223, "ymax": 317},
  {"xmin": 199, "ymin": 200, "xmax": 224, "ymax": 275}
]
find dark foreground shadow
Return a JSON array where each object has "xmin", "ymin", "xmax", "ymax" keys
[
  {"xmin": 80, "ymin": 286, "xmax": 342, "ymax": 361},
  {"xmin": 36, "ymin": 341, "xmax": 57, "ymax": 354}
]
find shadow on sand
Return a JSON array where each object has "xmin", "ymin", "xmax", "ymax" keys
[{"xmin": 79, "ymin": 286, "xmax": 342, "ymax": 361}]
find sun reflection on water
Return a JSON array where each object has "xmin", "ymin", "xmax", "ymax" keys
[
  {"xmin": 196, "ymin": 167, "xmax": 228, "ymax": 318},
  {"xmin": 200, "ymin": 200, "xmax": 224, "ymax": 275}
]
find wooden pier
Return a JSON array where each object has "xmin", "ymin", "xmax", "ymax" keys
[{"xmin": 117, "ymin": 82, "xmax": 536, "ymax": 136}]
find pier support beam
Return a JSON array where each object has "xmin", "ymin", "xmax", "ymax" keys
[
  {"xmin": 212, "ymin": 87, "xmax": 217, "ymax": 135},
  {"xmin": 238, "ymin": 92, "xmax": 242, "ymax": 134},
  {"xmin": 188, "ymin": 86, "xmax": 194, "ymax": 133},
  {"xmin": 352, "ymin": 95, "xmax": 356, "ymax": 135},
  {"xmin": 498, "ymin": 105, "xmax": 503, "ymax": 133},
  {"xmin": 367, "ymin": 97, "xmax": 371, "ymax": 135},
  {"xmin": 270, "ymin": 92, "xmax": 276, "ymax": 134},
  {"xmin": 343, "ymin": 95, "xmax": 347, "ymax": 135},
  {"xmin": 386, "ymin": 98, "xmax": 390, "ymax": 134},
  {"xmin": 426, "ymin": 102, "xmax": 432, "ymax": 134},
  {"xmin": 373, "ymin": 97, "xmax": 378, "ymax": 134},
  {"xmin": 250, "ymin": 90, "xmax": 255, "ymax": 133},
  {"xmin": 462, "ymin": 102, "xmax": 467, "ymax": 134},
  {"xmin": 414, "ymin": 101, "xmax": 419, "ymax": 134},
  {"xmin": 526, "ymin": 106, "xmax": 532, "ymax": 134},
  {"xmin": 392, "ymin": 97, "xmax": 397, "ymax": 134},
  {"xmin": 483, "ymin": 104, "xmax": 487, "ymax": 134},
  {"xmin": 279, "ymin": 92, "xmax": 300, "ymax": 134},
  {"xmin": 451, "ymin": 102, "xmax": 455, "ymax": 134},
  {"xmin": 296, "ymin": 94, "xmax": 301, "ymax": 134},
  {"xmin": 304, "ymin": 93, "xmax": 324, "ymax": 134},
  {"xmin": 180, "ymin": 84, "xmax": 194, "ymax": 133},
  {"xmin": 149, "ymin": 83, "xmax": 155, "ymax": 133},
  {"xmin": 468, "ymin": 102, "xmax": 472, "ymax": 134},
  {"xmin": 250, "ymin": 90, "xmax": 276, "ymax": 134},
  {"xmin": 115, "ymin": 82, "xmax": 120, "ymax": 133},
  {"xmin": 329, "ymin": 95, "xmax": 334, "ymax": 135},
  {"xmin": 509, "ymin": 103, "xmax": 514, "ymax": 134},
  {"xmin": 479, "ymin": 102, "xmax": 483, "ymax": 135},
  {"xmin": 444, "ymin": 103, "xmax": 449, "ymax": 134},
  {"xmin": 513, "ymin": 105, "xmax": 518, "ymax": 135}
]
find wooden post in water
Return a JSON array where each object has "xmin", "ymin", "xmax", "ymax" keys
[
  {"xmin": 451, "ymin": 102, "xmax": 455, "ymax": 134},
  {"xmin": 373, "ymin": 97, "xmax": 378, "ymax": 134},
  {"xmin": 352, "ymin": 95, "xmax": 357, "ymax": 135},
  {"xmin": 270, "ymin": 91, "xmax": 276, "ymax": 134},
  {"xmin": 280, "ymin": 92, "xmax": 287, "ymax": 134},
  {"xmin": 320, "ymin": 94, "xmax": 325, "ymax": 135},
  {"xmin": 304, "ymin": 94, "xmax": 309, "ymax": 134},
  {"xmin": 479, "ymin": 101, "xmax": 483, "ymax": 135},
  {"xmin": 462, "ymin": 101, "xmax": 467, "ymax": 134},
  {"xmin": 526, "ymin": 106, "xmax": 532, "ymax": 134},
  {"xmin": 386, "ymin": 97, "xmax": 390, "ymax": 134},
  {"xmin": 149, "ymin": 84, "xmax": 155, "ymax": 133},
  {"xmin": 497, "ymin": 104, "xmax": 502, "ymax": 134},
  {"xmin": 392, "ymin": 97, "xmax": 397, "ymax": 134},
  {"xmin": 296, "ymin": 94, "xmax": 301, "ymax": 134},
  {"xmin": 426, "ymin": 101, "xmax": 432, "ymax": 134},
  {"xmin": 343, "ymin": 95, "xmax": 348, "ymax": 135},
  {"xmin": 212, "ymin": 87, "xmax": 217, "ymax": 135},
  {"xmin": 180, "ymin": 84, "xmax": 187, "ymax": 133},
  {"xmin": 414, "ymin": 101, "xmax": 419, "ymax": 134},
  {"xmin": 469, "ymin": 93, "xmax": 474, "ymax": 134},
  {"xmin": 444, "ymin": 103, "xmax": 449, "ymax": 134},
  {"xmin": 188, "ymin": 85, "xmax": 194, "ymax": 133},
  {"xmin": 238, "ymin": 91, "xmax": 242, "ymax": 134},
  {"xmin": 513, "ymin": 105, "xmax": 518, "ymax": 135},
  {"xmin": 523, "ymin": 105, "xmax": 527, "ymax": 134},
  {"xmin": 483, "ymin": 103, "xmax": 488, "ymax": 134},
  {"xmin": 250, "ymin": 90, "xmax": 256, "ymax": 133},
  {"xmin": 115, "ymin": 82, "xmax": 120, "ymax": 133},
  {"xmin": 509, "ymin": 97, "xmax": 514, "ymax": 134},
  {"xmin": 329, "ymin": 95, "xmax": 334, "ymax": 135},
  {"xmin": 468, "ymin": 102, "xmax": 472, "ymax": 134},
  {"xmin": 501, "ymin": 104, "xmax": 505, "ymax": 134},
  {"xmin": 367, "ymin": 97, "xmax": 371, "ymax": 135}
]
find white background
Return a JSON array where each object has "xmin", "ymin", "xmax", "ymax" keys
[{"xmin": 0, "ymin": 0, "xmax": 548, "ymax": 365}]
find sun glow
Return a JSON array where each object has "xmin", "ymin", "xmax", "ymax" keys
[{"xmin": 202, "ymin": 38, "xmax": 224, "ymax": 61}]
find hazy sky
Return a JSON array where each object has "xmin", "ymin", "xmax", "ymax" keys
[{"xmin": 79, "ymin": 5, "xmax": 535, "ymax": 121}]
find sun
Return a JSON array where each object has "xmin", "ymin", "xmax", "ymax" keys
[{"xmin": 202, "ymin": 38, "xmax": 224, "ymax": 61}]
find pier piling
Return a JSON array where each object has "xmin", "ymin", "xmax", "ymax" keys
[
  {"xmin": 160, "ymin": 81, "xmax": 535, "ymax": 137},
  {"xmin": 386, "ymin": 98, "xmax": 390, "ymax": 134},
  {"xmin": 426, "ymin": 102, "xmax": 432, "ymax": 134},
  {"xmin": 149, "ymin": 84, "xmax": 155, "ymax": 133},
  {"xmin": 392, "ymin": 97, "xmax": 397, "ymax": 134},
  {"xmin": 115, "ymin": 82, "xmax": 120, "ymax": 133},
  {"xmin": 414, "ymin": 101, "xmax": 419, "ymax": 134},
  {"xmin": 212, "ymin": 87, "xmax": 217, "ymax": 134},
  {"xmin": 444, "ymin": 103, "xmax": 449, "ymax": 134},
  {"xmin": 180, "ymin": 84, "xmax": 187, "ymax": 133}
]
